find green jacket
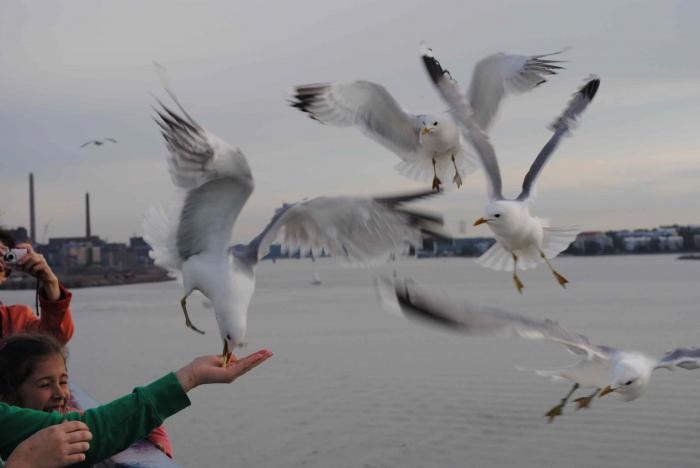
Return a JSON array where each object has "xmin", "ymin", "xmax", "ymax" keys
[{"xmin": 0, "ymin": 372, "xmax": 190, "ymax": 467}]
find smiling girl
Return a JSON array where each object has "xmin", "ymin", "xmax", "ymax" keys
[{"xmin": 0, "ymin": 333, "xmax": 173, "ymax": 458}]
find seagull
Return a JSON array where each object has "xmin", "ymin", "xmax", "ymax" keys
[
  {"xmin": 376, "ymin": 276, "xmax": 700, "ymax": 423},
  {"xmin": 421, "ymin": 45, "xmax": 599, "ymax": 293},
  {"xmin": 80, "ymin": 138, "xmax": 118, "ymax": 148},
  {"xmin": 144, "ymin": 81, "xmax": 446, "ymax": 365},
  {"xmin": 290, "ymin": 48, "xmax": 564, "ymax": 191}
]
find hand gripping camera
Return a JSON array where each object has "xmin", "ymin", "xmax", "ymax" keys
[{"xmin": 3, "ymin": 248, "xmax": 28, "ymax": 265}]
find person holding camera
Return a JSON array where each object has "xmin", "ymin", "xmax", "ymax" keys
[{"xmin": 0, "ymin": 230, "xmax": 74, "ymax": 343}]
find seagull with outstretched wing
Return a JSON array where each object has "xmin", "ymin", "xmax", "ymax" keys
[
  {"xmin": 80, "ymin": 138, "xmax": 118, "ymax": 148},
  {"xmin": 290, "ymin": 48, "xmax": 564, "ymax": 191},
  {"xmin": 376, "ymin": 276, "xmax": 700, "ymax": 422},
  {"xmin": 144, "ymin": 80, "xmax": 446, "ymax": 365},
  {"xmin": 422, "ymin": 45, "xmax": 599, "ymax": 293}
]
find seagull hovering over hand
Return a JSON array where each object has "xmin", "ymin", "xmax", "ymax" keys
[
  {"xmin": 143, "ymin": 79, "xmax": 447, "ymax": 365},
  {"xmin": 80, "ymin": 138, "xmax": 118, "ymax": 148},
  {"xmin": 290, "ymin": 48, "xmax": 564, "ymax": 191},
  {"xmin": 421, "ymin": 46, "xmax": 599, "ymax": 293},
  {"xmin": 376, "ymin": 276, "xmax": 700, "ymax": 423}
]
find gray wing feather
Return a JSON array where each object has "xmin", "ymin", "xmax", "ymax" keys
[
  {"xmin": 656, "ymin": 347, "xmax": 700, "ymax": 371},
  {"xmin": 467, "ymin": 50, "xmax": 564, "ymax": 131},
  {"xmin": 421, "ymin": 46, "xmax": 504, "ymax": 200},
  {"xmin": 290, "ymin": 81, "xmax": 422, "ymax": 160},
  {"xmin": 248, "ymin": 189, "xmax": 446, "ymax": 265},
  {"xmin": 516, "ymin": 76, "xmax": 600, "ymax": 201},
  {"xmin": 152, "ymin": 91, "xmax": 254, "ymax": 261},
  {"xmin": 178, "ymin": 177, "xmax": 252, "ymax": 259},
  {"xmin": 376, "ymin": 275, "xmax": 611, "ymax": 360}
]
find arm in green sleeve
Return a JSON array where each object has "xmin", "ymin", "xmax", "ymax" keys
[{"xmin": 0, "ymin": 372, "xmax": 190, "ymax": 466}]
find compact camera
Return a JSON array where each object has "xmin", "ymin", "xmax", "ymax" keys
[{"xmin": 3, "ymin": 248, "xmax": 28, "ymax": 265}]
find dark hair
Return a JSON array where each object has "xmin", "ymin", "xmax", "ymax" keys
[
  {"xmin": 0, "ymin": 333, "xmax": 67, "ymax": 405},
  {"xmin": 0, "ymin": 229, "xmax": 16, "ymax": 249}
]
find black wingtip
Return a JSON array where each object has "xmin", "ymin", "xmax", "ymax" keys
[
  {"xmin": 580, "ymin": 78, "xmax": 600, "ymax": 100},
  {"xmin": 421, "ymin": 50, "xmax": 449, "ymax": 85},
  {"xmin": 394, "ymin": 281, "xmax": 463, "ymax": 330}
]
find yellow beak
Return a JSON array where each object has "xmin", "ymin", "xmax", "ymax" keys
[
  {"xmin": 421, "ymin": 127, "xmax": 431, "ymax": 136},
  {"xmin": 473, "ymin": 217, "xmax": 488, "ymax": 226},
  {"xmin": 598, "ymin": 385, "xmax": 615, "ymax": 398}
]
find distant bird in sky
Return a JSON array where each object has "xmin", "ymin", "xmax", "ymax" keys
[
  {"xmin": 80, "ymin": 138, "xmax": 118, "ymax": 148},
  {"xmin": 144, "ymin": 77, "xmax": 446, "ymax": 365},
  {"xmin": 376, "ymin": 276, "xmax": 700, "ymax": 423},
  {"xmin": 290, "ymin": 48, "xmax": 564, "ymax": 191},
  {"xmin": 421, "ymin": 45, "xmax": 599, "ymax": 293}
]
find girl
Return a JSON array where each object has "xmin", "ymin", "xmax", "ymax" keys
[{"xmin": 0, "ymin": 333, "xmax": 174, "ymax": 458}]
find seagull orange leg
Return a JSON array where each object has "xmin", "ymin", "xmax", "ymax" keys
[
  {"xmin": 512, "ymin": 254, "xmax": 524, "ymax": 294},
  {"xmin": 574, "ymin": 388, "xmax": 600, "ymax": 410},
  {"xmin": 451, "ymin": 154, "xmax": 462, "ymax": 188},
  {"xmin": 539, "ymin": 250, "xmax": 569, "ymax": 288},
  {"xmin": 180, "ymin": 295, "xmax": 205, "ymax": 335},
  {"xmin": 431, "ymin": 157, "xmax": 442, "ymax": 191},
  {"xmin": 545, "ymin": 383, "xmax": 579, "ymax": 423}
]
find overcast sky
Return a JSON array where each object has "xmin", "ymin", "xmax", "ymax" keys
[{"xmin": 1, "ymin": 0, "xmax": 698, "ymax": 243}]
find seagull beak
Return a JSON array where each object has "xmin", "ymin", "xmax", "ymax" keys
[
  {"xmin": 598, "ymin": 385, "xmax": 615, "ymax": 398},
  {"xmin": 473, "ymin": 217, "xmax": 488, "ymax": 226},
  {"xmin": 421, "ymin": 127, "xmax": 431, "ymax": 136}
]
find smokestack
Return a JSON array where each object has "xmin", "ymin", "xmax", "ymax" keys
[
  {"xmin": 29, "ymin": 173, "xmax": 36, "ymax": 244},
  {"xmin": 85, "ymin": 192, "xmax": 91, "ymax": 239}
]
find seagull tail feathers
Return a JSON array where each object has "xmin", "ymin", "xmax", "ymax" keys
[{"xmin": 542, "ymin": 225, "xmax": 581, "ymax": 259}]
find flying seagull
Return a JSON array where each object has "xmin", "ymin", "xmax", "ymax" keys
[
  {"xmin": 80, "ymin": 138, "xmax": 118, "ymax": 148},
  {"xmin": 421, "ymin": 45, "xmax": 599, "ymax": 293},
  {"xmin": 290, "ymin": 48, "xmax": 564, "ymax": 191},
  {"xmin": 144, "ymin": 81, "xmax": 446, "ymax": 365},
  {"xmin": 376, "ymin": 276, "xmax": 700, "ymax": 422}
]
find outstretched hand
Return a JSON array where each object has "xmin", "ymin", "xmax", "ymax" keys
[
  {"xmin": 5, "ymin": 420, "xmax": 92, "ymax": 468},
  {"xmin": 176, "ymin": 349, "xmax": 273, "ymax": 392}
]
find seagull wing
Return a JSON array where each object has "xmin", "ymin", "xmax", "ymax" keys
[
  {"xmin": 243, "ymin": 189, "xmax": 446, "ymax": 266},
  {"xmin": 516, "ymin": 76, "xmax": 600, "ymax": 201},
  {"xmin": 376, "ymin": 275, "xmax": 612, "ymax": 360},
  {"xmin": 290, "ymin": 81, "xmax": 422, "ymax": 161},
  {"xmin": 80, "ymin": 140, "xmax": 97, "ymax": 148},
  {"xmin": 655, "ymin": 347, "xmax": 700, "ymax": 371},
  {"xmin": 144, "ymin": 94, "xmax": 254, "ymax": 269},
  {"xmin": 104, "ymin": 137, "xmax": 118, "ymax": 144},
  {"xmin": 421, "ymin": 45, "xmax": 503, "ymax": 200},
  {"xmin": 467, "ymin": 50, "xmax": 565, "ymax": 131}
]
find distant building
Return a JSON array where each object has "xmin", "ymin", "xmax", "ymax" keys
[{"xmin": 571, "ymin": 231, "xmax": 614, "ymax": 255}]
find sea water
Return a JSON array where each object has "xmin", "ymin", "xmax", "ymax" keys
[{"xmin": 3, "ymin": 255, "xmax": 700, "ymax": 467}]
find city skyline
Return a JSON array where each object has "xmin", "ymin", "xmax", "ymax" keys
[{"xmin": 1, "ymin": 1, "xmax": 699, "ymax": 243}]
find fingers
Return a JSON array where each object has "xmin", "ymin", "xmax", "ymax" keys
[
  {"xmin": 15, "ymin": 242, "xmax": 34, "ymax": 254},
  {"xmin": 62, "ymin": 453, "xmax": 88, "ymax": 464},
  {"xmin": 66, "ymin": 441, "xmax": 91, "ymax": 456},
  {"xmin": 65, "ymin": 428, "xmax": 92, "ymax": 444},
  {"xmin": 60, "ymin": 420, "xmax": 90, "ymax": 435},
  {"xmin": 226, "ymin": 349, "xmax": 273, "ymax": 380}
]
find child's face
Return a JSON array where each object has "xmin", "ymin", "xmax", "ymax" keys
[{"xmin": 17, "ymin": 353, "xmax": 70, "ymax": 414}]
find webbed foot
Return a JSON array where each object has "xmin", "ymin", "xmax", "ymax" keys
[{"xmin": 545, "ymin": 402, "xmax": 565, "ymax": 423}]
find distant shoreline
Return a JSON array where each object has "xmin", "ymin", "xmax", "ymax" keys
[{"xmin": 0, "ymin": 271, "xmax": 174, "ymax": 290}]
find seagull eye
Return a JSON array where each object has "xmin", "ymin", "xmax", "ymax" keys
[
  {"xmin": 625, "ymin": 379, "xmax": 634, "ymax": 386},
  {"xmin": 433, "ymin": 121, "xmax": 438, "ymax": 126},
  {"xmin": 494, "ymin": 214, "xmax": 501, "ymax": 218}
]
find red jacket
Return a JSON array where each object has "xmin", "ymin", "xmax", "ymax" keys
[{"xmin": 0, "ymin": 284, "xmax": 74, "ymax": 343}]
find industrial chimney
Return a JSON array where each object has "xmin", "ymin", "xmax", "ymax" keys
[
  {"xmin": 85, "ymin": 192, "xmax": 91, "ymax": 239},
  {"xmin": 29, "ymin": 173, "xmax": 36, "ymax": 244}
]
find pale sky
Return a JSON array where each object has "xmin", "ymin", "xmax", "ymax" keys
[{"xmin": 1, "ymin": 0, "xmax": 698, "ymax": 243}]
